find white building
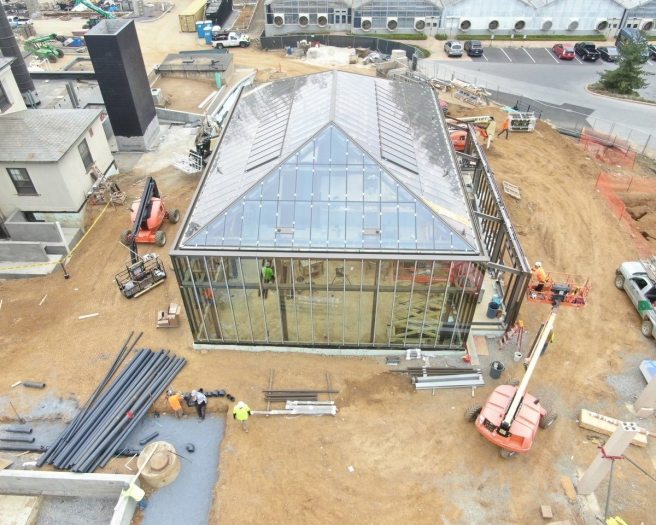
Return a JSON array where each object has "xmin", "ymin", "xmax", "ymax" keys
[
  {"xmin": 0, "ymin": 57, "xmax": 26, "ymax": 115},
  {"xmin": 0, "ymin": 59, "xmax": 117, "ymax": 274},
  {"xmin": 263, "ymin": 0, "xmax": 656, "ymax": 36}
]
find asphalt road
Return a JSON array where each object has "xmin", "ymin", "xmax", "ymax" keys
[{"xmin": 421, "ymin": 50, "xmax": 656, "ymax": 150}]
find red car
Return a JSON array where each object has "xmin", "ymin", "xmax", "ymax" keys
[{"xmin": 552, "ymin": 44, "xmax": 575, "ymax": 60}]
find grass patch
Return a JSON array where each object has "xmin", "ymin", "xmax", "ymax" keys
[
  {"xmin": 437, "ymin": 33, "xmax": 607, "ymax": 41},
  {"xmin": 588, "ymin": 83, "xmax": 655, "ymax": 104},
  {"xmin": 377, "ymin": 33, "xmax": 427, "ymax": 41},
  {"xmin": 413, "ymin": 45, "xmax": 431, "ymax": 58},
  {"xmin": 435, "ymin": 33, "xmax": 448, "ymax": 40}
]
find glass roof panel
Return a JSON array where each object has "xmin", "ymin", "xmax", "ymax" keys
[{"xmin": 184, "ymin": 124, "xmax": 475, "ymax": 253}]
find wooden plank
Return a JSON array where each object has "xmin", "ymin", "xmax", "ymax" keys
[
  {"xmin": 578, "ymin": 409, "xmax": 647, "ymax": 447},
  {"xmin": 502, "ymin": 180, "xmax": 521, "ymax": 200},
  {"xmin": 560, "ymin": 476, "xmax": 577, "ymax": 503},
  {"xmin": 0, "ymin": 495, "xmax": 40, "ymax": 525},
  {"xmin": 473, "ymin": 335, "xmax": 489, "ymax": 356},
  {"xmin": 0, "ymin": 457, "xmax": 14, "ymax": 470}
]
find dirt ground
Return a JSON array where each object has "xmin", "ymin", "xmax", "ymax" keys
[{"xmin": 4, "ymin": 8, "xmax": 655, "ymax": 525}]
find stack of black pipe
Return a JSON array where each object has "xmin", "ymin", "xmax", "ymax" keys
[{"xmin": 38, "ymin": 332, "xmax": 185, "ymax": 473}]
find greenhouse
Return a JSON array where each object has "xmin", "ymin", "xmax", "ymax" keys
[{"xmin": 171, "ymin": 71, "xmax": 527, "ymax": 351}]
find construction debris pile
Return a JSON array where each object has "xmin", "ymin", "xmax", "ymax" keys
[{"xmin": 38, "ymin": 332, "xmax": 186, "ymax": 473}]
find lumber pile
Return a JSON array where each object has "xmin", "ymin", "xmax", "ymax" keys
[
  {"xmin": 578, "ymin": 409, "xmax": 648, "ymax": 447},
  {"xmin": 252, "ymin": 401, "xmax": 337, "ymax": 416},
  {"xmin": 38, "ymin": 333, "xmax": 186, "ymax": 472},
  {"xmin": 394, "ymin": 367, "xmax": 484, "ymax": 390},
  {"xmin": 156, "ymin": 303, "xmax": 181, "ymax": 328}
]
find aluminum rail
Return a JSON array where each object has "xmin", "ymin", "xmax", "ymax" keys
[{"xmin": 499, "ymin": 309, "xmax": 557, "ymax": 433}]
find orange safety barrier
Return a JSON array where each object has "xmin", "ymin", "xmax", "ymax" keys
[
  {"xmin": 595, "ymin": 171, "xmax": 656, "ymax": 258},
  {"xmin": 580, "ymin": 128, "xmax": 636, "ymax": 169},
  {"xmin": 527, "ymin": 271, "xmax": 591, "ymax": 307}
]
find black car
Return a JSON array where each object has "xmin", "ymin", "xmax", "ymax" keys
[
  {"xmin": 464, "ymin": 40, "xmax": 484, "ymax": 57},
  {"xmin": 598, "ymin": 46, "xmax": 620, "ymax": 62},
  {"xmin": 649, "ymin": 44, "xmax": 656, "ymax": 60},
  {"xmin": 574, "ymin": 42, "xmax": 600, "ymax": 61}
]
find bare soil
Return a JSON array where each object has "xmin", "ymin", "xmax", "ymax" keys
[
  {"xmin": 152, "ymin": 77, "xmax": 217, "ymax": 113},
  {"xmin": 8, "ymin": 11, "xmax": 656, "ymax": 525}
]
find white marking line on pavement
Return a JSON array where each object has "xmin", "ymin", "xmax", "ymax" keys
[
  {"xmin": 482, "ymin": 53, "xmax": 488, "ymax": 62},
  {"xmin": 500, "ymin": 48, "xmax": 512, "ymax": 62},
  {"xmin": 575, "ymin": 56, "xmax": 583, "ymax": 64},
  {"xmin": 522, "ymin": 47, "xmax": 536, "ymax": 63},
  {"xmin": 545, "ymin": 47, "xmax": 560, "ymax": 64}
]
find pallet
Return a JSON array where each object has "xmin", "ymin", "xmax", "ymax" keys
[
  {"xmin": 502, "ymin": 181, "xmax": 521, "ymax": 200},
  {"xmin": 578, "ymin": 409, "xmax": 648, "ymax": 447}
]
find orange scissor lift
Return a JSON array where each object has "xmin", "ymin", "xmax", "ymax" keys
[{"xmin": 466, "ymin": 269, "xmax": 590, "ymax": 458}]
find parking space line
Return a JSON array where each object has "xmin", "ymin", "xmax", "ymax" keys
[
  {"xmin": 500, "ymin": 48, "xmax": 512, "ymax": 62},
  {"xmin": 575, "ymin": 57, "xmax": 583, "ymax": 64},
  {"xmin": 545, "ymin": 47, "xmax": 559, "ymax": 64},
  {"xmin": 482, "ymin": 54, "xmax": 488, "ymax": 62},
  {"xmin": 522, "ymin": 47, "xmax": 536, "ymax": 63}
]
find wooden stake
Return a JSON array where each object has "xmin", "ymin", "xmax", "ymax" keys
[{"xmin": 39, "ymin": 294, "xmax": 47, "ymax": 306}]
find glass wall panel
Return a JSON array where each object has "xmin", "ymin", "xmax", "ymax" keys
[
  {"xmin": 389, "ymin": 261, "xmax": 415, "ymax": 344},
  {"xmin": 344, "ymin": 261, "xmax": 363, "ymax": 344},
  {"xmin": 274, "ymin": 258, "xmax": 298, "ymax": 343},
  {"xmin": 211, "ymin": 256, "xmax": 237, "ymax": 342},
  {"xmin": 326, "ymin": 259, "xmax": 345, "ymax": 344},
  {"xmin": 292, "ymin": 259, "xmax": 314, "ymax": 344},
  {"xmin": 404, "ymin": 261, "xmax": 433, "ymax": 345},
  {"xmin": 374, "ymin": 260, "xmax": 397, "ymax": 344},
  {"xmin": 309, "ymin": 258, "xmax": 328, "ymax": 344},
  {"xmin": 225, "ymin": 256, "xmax": 252, "ymax": 342},
  {"xmin": 241, "ymin": 258, "xmax": 267, "ymax": 342},
  {"xmin": 260, "ymin": 257, "xmax": 283, "ymax": 343}
]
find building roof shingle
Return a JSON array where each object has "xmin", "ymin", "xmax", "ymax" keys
[{"xmin": 0, "ymin": 109, "xmax": 101, "ymax": 163}]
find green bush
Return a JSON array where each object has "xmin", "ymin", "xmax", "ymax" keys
[
  {"xmin": 438, "ymin": 34, "xmax": 606, "ymax": 42},
  {"xmin": 378, "ymin": 33, "xmax": 427, "ymax": 41},
  {"xmin": 413, "ymin": 45, "xmax": 431, "ymax": 58},
  {"xmin": 435, "ymin": 33, "xmax": 448, "ymax": 40}
]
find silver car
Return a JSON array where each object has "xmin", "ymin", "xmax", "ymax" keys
[{"xmin": 444, "ymin": 40, "xmax": 463, "ymax": 57}]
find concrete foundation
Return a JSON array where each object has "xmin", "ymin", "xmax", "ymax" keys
[{"xmin": 116, "ymin": 116, "xmax": 161, "ymax": 152}]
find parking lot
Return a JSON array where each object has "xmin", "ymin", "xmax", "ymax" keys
[{"xmin": 449, "ymin": 45, "xmax": 656, "ymax": 68}]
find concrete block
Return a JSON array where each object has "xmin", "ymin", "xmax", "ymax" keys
[
  {"xmin": 0, "ymin": 471, "xmax": 135, "ymax": 497},
  {"xmin": 540, "ymin": 505, "xmax": 553, "ymax": 519},
  {"xmin": 0, "ymin": 495, "xmax": 40, "ymax": 525}
]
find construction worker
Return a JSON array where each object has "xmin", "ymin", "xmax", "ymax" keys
[
  {"xmin": 532, "ymin": 261, "xmax": 547, "ymax": 292},
  {"xmin": 261, "ymin": 261, "xmax": 275, "ymax": 299},
  {"xmin": 233, "ymin": 401, "xmax": 251, "ymax": 432},
  {"xmin": 497, "ymin": 115, "xmax": 511, "ymax": 140},
  {"xmin": 191, "ymin": 389, "xmax": 207, "ymax": 421},
  {"xmin": 167, "ymin": 389, "xmax": 184, "ymax": 418},
  {"xmin": 486, "ymin": 117, "xmax": 496, "ymax": 149}
]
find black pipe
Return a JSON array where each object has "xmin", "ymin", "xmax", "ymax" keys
[
  {"xmin": 39, "ymin": 332, "xmax": 137, "ymax": 466},
  {"xmin": 97, "ymin": 358, "xmax": 185, "ymax": 470},
  {"xmin": 91, "ymin": 356, "xmax": 184, "ymax": 471},
  {"xmin": 98, "ymin": 359, "xmax": 186, "ymax": 469},
  {"xmin": 74, "ymin": 350, "xmax": 174, "ymax": 471},
  {"xmin": 0, "ymin": 436, "xmax": 35, "ymax": 443},
  {"xmin": 139, "ymin": 432, "xmax": 159, "ymax": 445},
  {"xmin": 0, "ymin": 444, "xmax": 47, "ymax": 452},
  {"xmin": 5, "ymin": 427, "xmax": 33, "ymax": 434}
]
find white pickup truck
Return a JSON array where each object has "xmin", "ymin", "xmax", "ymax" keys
[
  {"xmin": 615, "ymin": 258, "xmax": 656, "ymax": 339},
  {"xmin": 6, "ymin": 15, "xmax": 32, "ymax": 28},
  {"xmin": 211, "ymin": 32, "xmax": 250, "ymax": 49}
]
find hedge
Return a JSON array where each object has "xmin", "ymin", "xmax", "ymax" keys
[
  {"xmin": 377, "ymin": 33, "xmax": 428, "ymax": 41},
  {"xmin": 436, "ymin": 34, "xmax": 607, "ymax": 42}
]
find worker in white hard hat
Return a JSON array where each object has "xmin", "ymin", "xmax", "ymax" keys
[
  {"xmin": 531, "ymin": 261, "xmax": 547, "ymax": 292},
  {"xmin": 233, "ymin": 401, "xmax": 251, "ymax": 433}
]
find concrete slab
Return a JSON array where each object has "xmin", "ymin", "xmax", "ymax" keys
[
  {"xmin": 35, "ymin": 496, "xmax": 114, "ymax": 525},
  {"xmin": 0, "ymin": 494, "xmax": 40, "ymax": 525},
  {"xmin": 120, "ymin": 415, "xmax": 224, "ymax": 525}
]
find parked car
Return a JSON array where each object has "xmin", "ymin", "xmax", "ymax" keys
[
  {"xmin": 598, "ymin": 46, "xmax": 620, "ymax": 62},
  {"xmin": 444, "ymin": 40, "xmax": 463, "ymax": 58},
  {"xmin": 615, "ymin": 258, "xmax": 656, "ymax": 339},
  {"xmin": 574, "ymin": 42, "xmax": 600, "ymax": 61},
  {"xmin": 463, "ymin": 40, "xmax": 484, "ymax": 57},
  {"xmin": 552, "ymin": 44, "xmax": 575, "ymax": 60},
  {"xmin": 649, "ymin": 44, "xmax": 656, "ymax": 60}
]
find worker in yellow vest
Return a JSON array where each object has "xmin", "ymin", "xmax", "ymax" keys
[{"xmin": 233, "ymin": 401, "xmax": 251, "ymax": 432}]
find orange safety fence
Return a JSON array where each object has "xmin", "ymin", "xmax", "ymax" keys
[
  {"xmin": 580, "ymin": 128, "xmax": 636, "ymax": 169},
  {"xmin": 595, "ymin": 171, "xmax": 656, "ymax": 258}
]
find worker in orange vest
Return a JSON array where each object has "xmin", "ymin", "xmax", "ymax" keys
[
  {"xmin": 497, "ymin": 115, "xmax": 511, "ymax": 139},
  {"xmin": 167, "ymin": 389, "xmax": 184, "ymax": 418},
  {"xmin": 532, "ymin": 261, "xmax": 547, "ymax": 291}
]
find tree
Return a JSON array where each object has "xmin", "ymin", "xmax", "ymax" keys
[{"xmin": 598, "ymin": 38, "xmax": 652, "ymax": 95}]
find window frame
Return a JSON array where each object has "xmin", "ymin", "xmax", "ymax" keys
[
  {"xmin": 7, "ymin": 167, "xmax": 38, "ymax": 196},
  {"xmin": 78, "ymin": 138, "xmax": 94, "ymax": 171},
  {"xmin": 0, "ymin": 81, "xmax": 10, "ymax": 113}
]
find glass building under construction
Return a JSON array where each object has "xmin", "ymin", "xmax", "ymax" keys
[{"xmin": 171, "ymin": 71, "xmax": 528, "ymax": 351}]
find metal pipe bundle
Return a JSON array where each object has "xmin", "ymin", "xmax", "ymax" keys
[{"xmin": 38, "ymin": 339, "xmax": 185, "ymax": 473}]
